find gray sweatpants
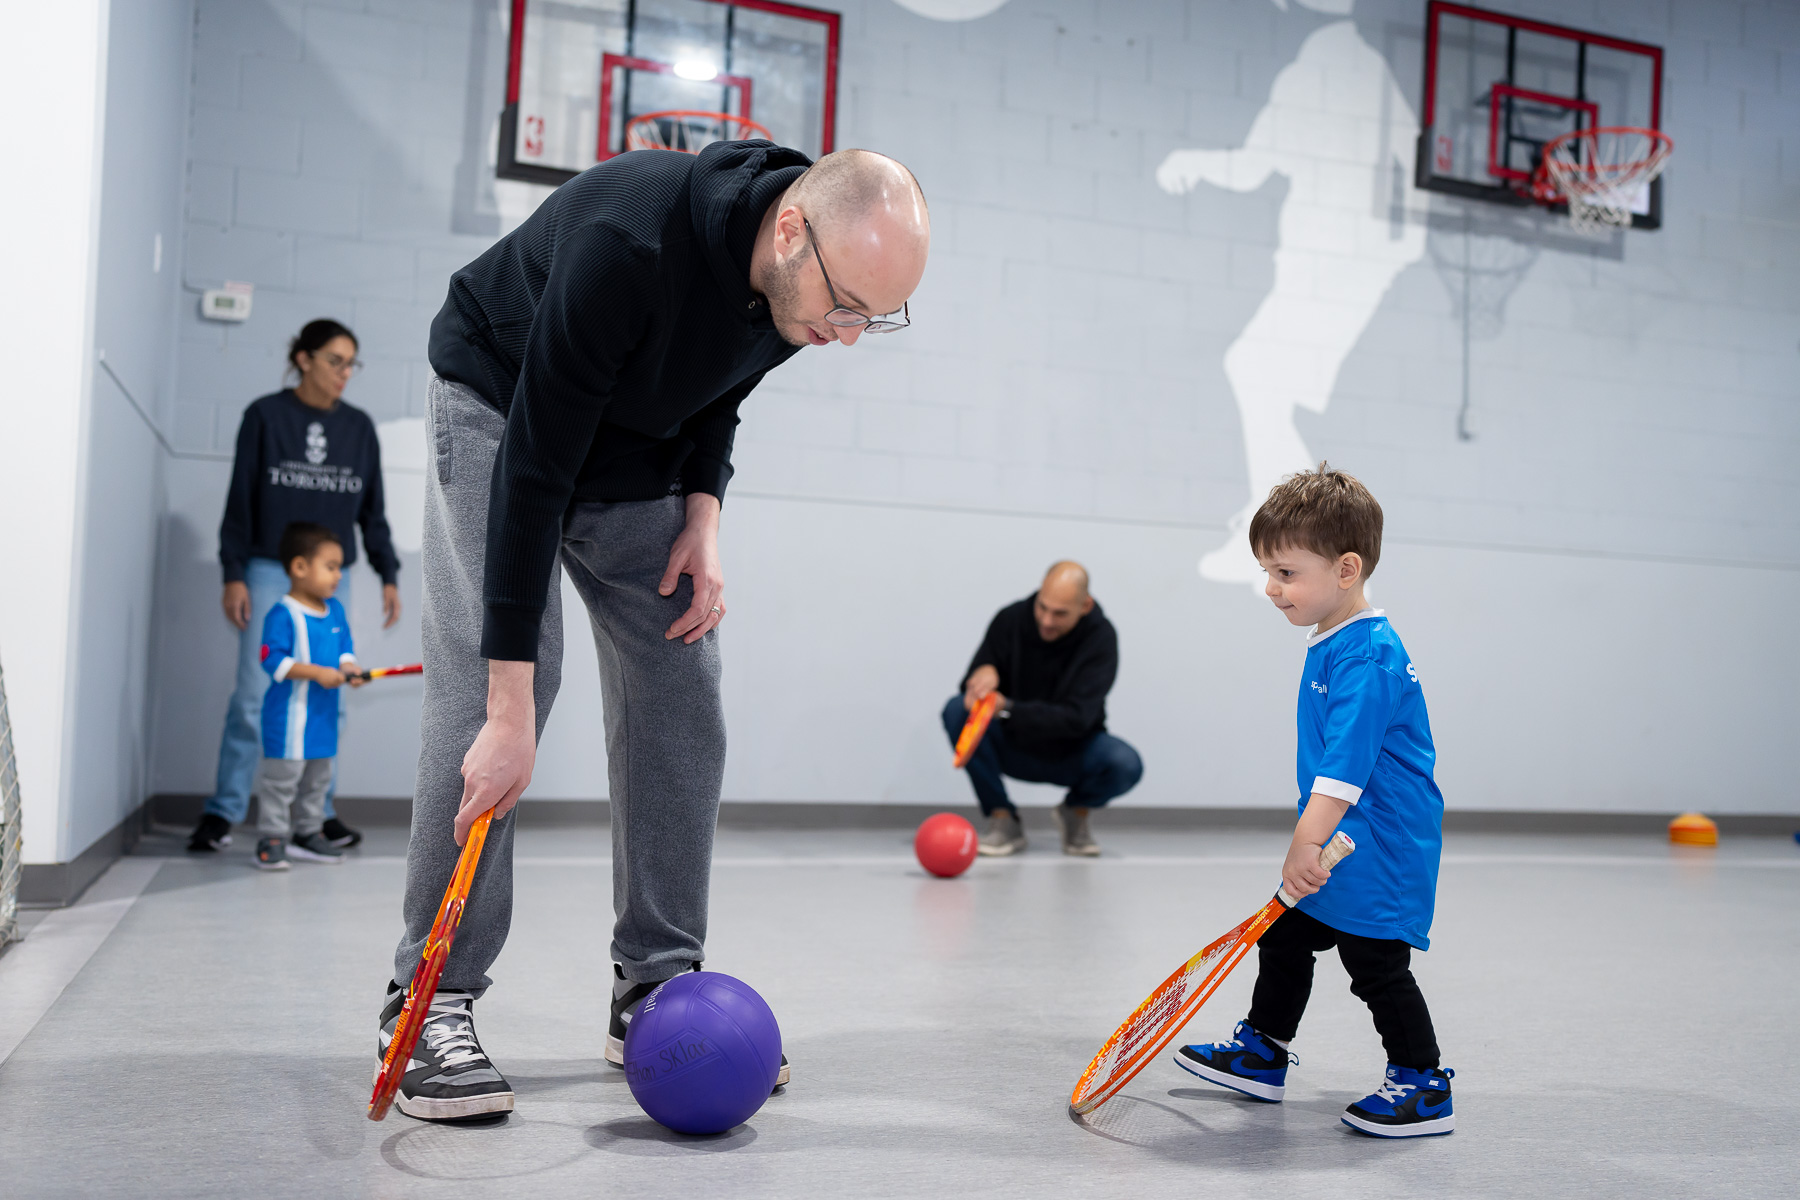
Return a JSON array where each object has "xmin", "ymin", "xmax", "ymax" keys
[
  {"xmin": 255, "ymin": 757, "xmax": 332, "ymax": 839},
  {"xmin": 392, "ymin": 376, "xmax": 726, "ymax": 996}
]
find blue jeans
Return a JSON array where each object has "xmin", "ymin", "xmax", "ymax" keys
[
  {"xmin": 940, "ymin": 695, "xmax": 1143, "ymax": 817},
  {"xmin": 205, "ymin": 557, "xmax": 345, "ymax": 823}
]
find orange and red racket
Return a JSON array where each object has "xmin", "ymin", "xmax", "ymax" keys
[
  {"xmin": 1069, "ymin": 831, "xmax": 1356, "ymax": 1115},
  {"xmin": 368, "ymin": 809, "xmax": 493, "ymax": 1121},
  {"xmin": 352, "ymin": 662, "xmax": 422, "ymax": 682},
  {"xmin": 952, "ymin": 693, "xmax": 999, "ymax": 768}
]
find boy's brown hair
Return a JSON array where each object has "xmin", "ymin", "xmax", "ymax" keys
[
  {"xmin": 277, "ymin": 522, "xmax": 341, "ymax": 573},
  {"xmin": 1248, "ymin": 462, "xmax": 1383, "ymax": 578}
]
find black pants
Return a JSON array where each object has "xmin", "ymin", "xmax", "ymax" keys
[{"xmin": 1246, "ymin": 907, "xmax": 1440, "ymax": 1070}]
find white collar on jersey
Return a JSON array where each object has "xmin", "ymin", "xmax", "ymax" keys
[
  {"xmin": 281, "ymin": 594, "xmax": 330, "ymax": 618},
  {"xmin": 1306, "ymin": 607, "xmax": 1384, "ymax": 649}
]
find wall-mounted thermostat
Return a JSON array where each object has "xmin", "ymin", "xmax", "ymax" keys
[{"xmin": 201, "ymin": 281, "xmax": 254, "ymax": 322}]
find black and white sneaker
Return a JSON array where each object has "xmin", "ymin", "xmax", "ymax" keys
[
  {"xmin": 605, "ymin": 963, "xmax": 790, "ymax": 1089},
  {"xmin": 322, "ymin": 817, "xmax": 362, "ymax": 849},
  {"xmin": 254, "ymin": 837, "xmax": 289, "ymax": 871},
  {"xmin": 377, "ymin": 982, "xmax": 515, "ymax": 1121},
  {"xmin": 287, "ymin": 831, "xmax": 345, "ymax": 863},
  {"xmin": 188, "ymin": 813, "xmax": 233, "ymax": 852}
]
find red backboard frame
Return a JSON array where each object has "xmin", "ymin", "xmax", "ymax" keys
[{"xmin": 500, "ymin": 0, "xmax": 840, "ymax": 187}]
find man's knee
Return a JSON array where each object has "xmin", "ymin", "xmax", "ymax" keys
[
  {"xmin": 941, "ymin": 695, "xmax": 968, "ymax": 742},
  {"xmin": 1095, "ymin": 736, "xmax": 1143, "ymax": 795}
]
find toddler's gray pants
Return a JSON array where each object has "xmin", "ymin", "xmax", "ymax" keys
[
  {"xmin": 392, "ymin": 377, "xmax": 725, "ymax": 996},
  {"xmin": 255, "ymin": 757, "xmax": 332, "ymax": 839}
]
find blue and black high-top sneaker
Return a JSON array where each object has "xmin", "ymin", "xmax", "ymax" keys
[
  {"xmin": 1171, "ymin": 1020, "xmax": 1294, "ymax": 1102},
  {"xmin": 1341, "ymin": 1064, "xmax": 1455, "ymax": 1137}
]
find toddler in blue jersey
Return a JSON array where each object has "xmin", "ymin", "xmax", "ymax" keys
[
  {"xmin": 253, "ymin": 523, "xmax": 365, "ymax": 870},
  {"xmin": 1174, "ymin": 464, "xmax": 1455, "ymax": 1138}
]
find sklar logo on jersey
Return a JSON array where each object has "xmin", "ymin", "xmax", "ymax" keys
[
  {"xmin": 1311, "ymin": 681, "xmax": 1327, "ymax": 694},
  {"xmin": 304, "ymin": 421, "xmax": 328, "ymax": 464},
  {"xmin": 1406, "ymin": 663, "xmax": 1418, "ymax": 682}
]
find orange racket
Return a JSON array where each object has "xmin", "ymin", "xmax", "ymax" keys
[
  {"xmin": 368, "ymin": 809, "xmax": 494, "ymax": 1121},
  {"xmin": 353, "ymin": 662, "xmax": 422, "ymax": 681},
  {"xmin": 1069, "ymin": 831, "xmax": 1355, "ymax": 1115},
  {"xmin": 952, "ymin": 693, "xmax": 999, "ymax": 768}
]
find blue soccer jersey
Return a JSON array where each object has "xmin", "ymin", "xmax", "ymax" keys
[
  {"xmin": 1293, "ymin": 609, "xmax": 1443, "ymax": 950},
  {"xmin": 260, "ymin": 595, "xmax": 355, "ymax": 760}
]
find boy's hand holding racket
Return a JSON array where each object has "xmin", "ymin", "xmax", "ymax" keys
[{"xmin": 1281, "ymin": 839, "xmax": 1335, "ymax": 899}]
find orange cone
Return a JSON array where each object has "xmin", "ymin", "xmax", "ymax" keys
[{"xmin": 1668, "ymin": 812, "xmax": 1718, "ymax": 846}]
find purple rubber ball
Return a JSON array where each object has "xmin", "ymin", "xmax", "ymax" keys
[{"xmin": 623, "ymin": 971, "xmax": 783, "ymax": 1135}]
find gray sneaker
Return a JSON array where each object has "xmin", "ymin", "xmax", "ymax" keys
[
  {"xmin": 1053, "ymin": 803, "xmax": 1101, "ymax": 856},
  {"xmin": 977, "ymin": 810, "xmax": 1027, "ymax": 856},
  {"xmin": 288, "ymin": 831, "xmax": 345, "ymax": 863}
]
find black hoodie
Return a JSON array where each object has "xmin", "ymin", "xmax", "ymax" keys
[
  {"xmin": 428, "ymin": 141, "xmax": 811, "ymax": 660},
  {"xmin": 964, "ymin": 596, "xmax": 1119, "ymax": 759}
]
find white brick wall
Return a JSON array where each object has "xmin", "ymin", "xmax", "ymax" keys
[{"xmin": 150, "ymin": 0, "xmax": 1800, "ymax": 810}]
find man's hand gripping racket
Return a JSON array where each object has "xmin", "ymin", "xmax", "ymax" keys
[
  {"xmin": 368, "ymin": 809, "xmax": 494, "ymax": 1121},
  {"xmin": 1069, "ymin": 830, "xmax": 1355, "ymax": 1115}
]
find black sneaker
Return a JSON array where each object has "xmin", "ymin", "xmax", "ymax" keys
[
  {"xmin": 188, "ymin": 813, "xmax": 233, "ymax": 852},
  {"xmin": 322, "ymin": 817, "xmax": 362, "ymax": 848},
  {"xmin": 378, "ymin": 982, "xmax": 514, "ymax": 1121},
  {"xmin": 605, "ymin": 964, "xmax": 790, "ymax": 1089},
  {"xmin": 288, "ymin": 831, "xmax": 345, "ymax": 863},
  {"xmin": 254, "ymin": 837, "xmax": 289, "ymax": 871}
]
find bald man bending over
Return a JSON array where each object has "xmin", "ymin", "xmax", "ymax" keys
[
  {"xmin": 382, "ymin": 143, "xmax": 929, "ymax": 1121},
  {"xmin": 945, "ymin": 562, "xmax": 1144, "ymax": 857}
]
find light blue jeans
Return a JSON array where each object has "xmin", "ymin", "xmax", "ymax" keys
[{"xmin": 204, "ymin": 556, "xmax": 346, "ymax": 823}]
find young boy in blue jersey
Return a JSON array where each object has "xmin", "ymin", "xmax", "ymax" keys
[
  {"xmin": 253, "ymin": 523, "xmax": 365, "ymax": 870},
  {"xmin": 1174, "ymin": 465, "xmax": 1454, "ymax": 1138}
]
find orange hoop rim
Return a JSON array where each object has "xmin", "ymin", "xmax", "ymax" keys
[
  {"xmin": 1534, "ymin": 125, "xmax": 1673, "ymax": 203},
  {"xmin": 624, "ymin": 110, "xmax": 772, "ymax": 153}
]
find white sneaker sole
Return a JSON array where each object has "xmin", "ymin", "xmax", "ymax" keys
[
  {"xmin": 371, "ymin": 1066, "xmax": 515, "ymax": 1120},
  {"xmin": 1172, "ymin": 1050, "xmax": 1285, "ymax": 1101},
  {"xmin": 286, "ymin": 845, "xmax": 344, "ymax": 864},
  {"xmin": 607, "ymin": 1034, "xmax": 790, "ymax": 1087},
  {"xmin": 1342, "ymin": 1110, "xmax": 1455, "ymax": 1137},
  {"xmin": 976, "ymin": 840, "xmax": 1025, "ymax": 857}
]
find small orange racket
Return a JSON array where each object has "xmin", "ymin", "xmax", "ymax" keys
[
  {"xmin": 952, "ymin": 693, "xmax": 999, "ymax": 768},
  {"xmin": 353, "ymin": 662, "xmax": 422, "ymax": 681},
  {"xmin": 368, "ymin": 809, "xmax": 494, "ymax": 1121},
  {"xmin": 1070, "ymin": 831, "xmax": 1356, "ymax": 1115}
]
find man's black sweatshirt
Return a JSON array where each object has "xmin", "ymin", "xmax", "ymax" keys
[
  {"xmin": 964, "ymin": 596, "xmax": 1119, "ymax": 759},
  {"xmin": 218, "ymin": 390, "xmax": 399, "ymax": 585},
  {"xmin": 428, "ymin": 141, "xmax": 811, "ymax": 661}
]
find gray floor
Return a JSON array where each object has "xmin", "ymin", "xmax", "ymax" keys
[{"xmin": 1, "ymin": 820, "xmax": 1795, "ymax": 1199}]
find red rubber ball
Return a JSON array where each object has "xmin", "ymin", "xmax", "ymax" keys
[{"xmin": 915, "ymin": 812, "xmax": 978, "ymax": 877}]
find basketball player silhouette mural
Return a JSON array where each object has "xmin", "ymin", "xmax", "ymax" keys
[{"xmin": 1157, "ymin": 1, "xmax": 1427, "ymax": 585}]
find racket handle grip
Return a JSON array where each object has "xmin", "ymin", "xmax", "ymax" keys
[{"xmin": 1276, "ymin": 830, "xmax": 1356, "ymax": 908}]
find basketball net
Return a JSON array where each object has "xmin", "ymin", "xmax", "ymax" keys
[
  {"xmin": 1535, "ymin": 126, "xmax": 1673, "ymax": 233},
  {"xmin": 624, "ymin": 110, "xmax": 772, "ymax": 155}
]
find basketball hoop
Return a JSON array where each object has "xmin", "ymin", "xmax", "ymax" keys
[
  {"xmin": 624, "ymin": 110, "xmax": 771, "ymax": 155},
  {"xmin": 1532, "ymin": 126, "xmax": 1673, "ymax": 233}
]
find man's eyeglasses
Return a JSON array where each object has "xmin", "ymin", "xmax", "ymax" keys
[{"xmin": 803, "ymin": 218, "xmax": 910, "ymax": 334}]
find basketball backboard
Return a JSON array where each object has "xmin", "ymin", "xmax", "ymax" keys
[
  {"xmin": 1417, "ymin": 1, "xmax": 1665, "ymax": 229},
  {"xmin": 499, "ymin": 0, "xmax": 840, "ymax": 187}
]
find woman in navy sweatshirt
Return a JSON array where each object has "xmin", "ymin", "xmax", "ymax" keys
[{"xmin": 188, "ymin": 319, "xmax": 401, "ymax": 853}]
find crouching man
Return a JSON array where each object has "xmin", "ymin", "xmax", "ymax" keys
[{"xmin": 942, "ymin": 561, "xmax": 1142, "ymax": 856}]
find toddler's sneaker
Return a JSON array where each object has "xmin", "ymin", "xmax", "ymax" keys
[
  {"xmin": 1341, "ymin": 1064, "xmax": 1455, "ymax": 1138},
  {"xmin": 254, "ymin": 837, "xmax": 289, "ymax": 871},
  {"xmin": 1172, "ymin": 1019, "xmax": 1293, "ymax": 1101},
  {"xmin": 377, "ymin": 982, "xmax": 514, "ymax": 1121},
  {"xmin": 288, "ymin": 831, "xmax": 346, "ymax": 863},
  {"xmin": 606, "ymin": 964, "xmax": 790, "ymax": 1089}
]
